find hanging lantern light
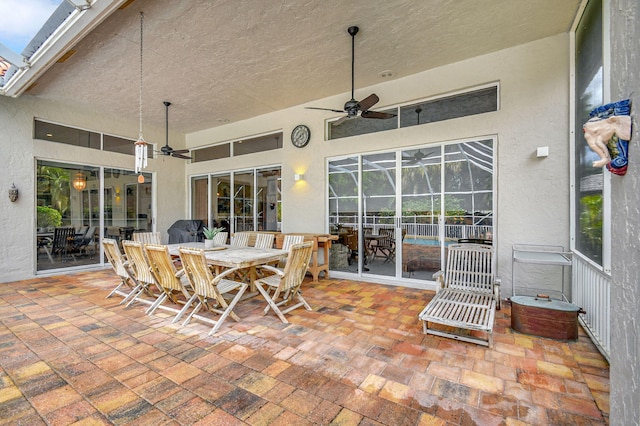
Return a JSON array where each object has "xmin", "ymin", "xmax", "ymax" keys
[
  {"xmin": 134, "ymin": 11, "xmax": 148, "ymax": 176},
  {"xmin": 72, "ymin": 171, "xmax": 87, "ymax": 191}
]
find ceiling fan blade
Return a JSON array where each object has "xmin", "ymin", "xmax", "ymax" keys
[
  {"xmin": 305, "ymin": 106, "xmax": 345, "ymax": 113},
  {"xmin": 172, "ymin": 153, "xmax": 191, "ymax": 160},
  {"xmin": 361, "ymin": 110, "xmax": 397, "ymax": 119},
  {"xmin": 172, "ymin": 149, "xmax": 189, "ymax": 154},
  {"xmin": 358, "ymin": 93, "xmax": 379, "ymax": 112},
  {"xmin": 331, "ymin": 115, "xmax": 350, "ymax": 126}
]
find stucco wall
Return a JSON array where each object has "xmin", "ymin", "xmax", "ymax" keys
[
  {"xmin": 0, "ymin": 95, "xmax": 187, "ymax": 282},
  {"xmin": 0, "ymin": 33, "xmax": 571, "ymax": 292},
  {"xmin": 610, "ymin": 0, "xmax": 639, "ymax": 424},
  {"xmin": 187, "ymin": 33, "xmax": 572, "ymax": 295}
]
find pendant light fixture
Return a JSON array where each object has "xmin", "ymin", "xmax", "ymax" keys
[
  {"xmin": 72, "ymin": 171, "xmax": 87, "ymax": 191},
  {"xmin": 134, "ymin": 11, "xmax": 147, "ymax": 183}
]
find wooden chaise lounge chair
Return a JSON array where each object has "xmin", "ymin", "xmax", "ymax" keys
[{"xmin": 418, "ymin": 243, "xmax": 500, "ymax": 347}]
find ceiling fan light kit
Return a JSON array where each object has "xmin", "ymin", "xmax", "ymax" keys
[{"xmin": 306, "ymin": 25, "xmax": 396, "ymax": 122}]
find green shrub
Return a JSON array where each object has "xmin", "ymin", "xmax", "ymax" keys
[{"xmin": 37, "ymin": 206, "xmax": 62, "ymax": 228}]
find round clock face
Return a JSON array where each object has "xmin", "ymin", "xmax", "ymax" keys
[{"xmin": 291, "ymin": 125, "xmax": 310, "ymax": 148}]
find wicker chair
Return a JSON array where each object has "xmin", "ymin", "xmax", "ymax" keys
[
  {"xmin": 144, "ymin": 244, "xmax": 192, "ymax": 316},
  {"xmin": 253, "ymin": 242, "xmax": 314, "ymax": 323},
  {"xmin": 176, "ymin": 247, "xmax": 248, "ymax": 335}
]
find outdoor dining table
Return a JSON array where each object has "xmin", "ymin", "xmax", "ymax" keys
[{"xmin": 166, "ymin": 242, "xmax": 288, "ymax": 287}]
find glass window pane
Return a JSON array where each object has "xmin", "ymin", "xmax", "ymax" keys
[
  {"xmin": 400, "ymin": 86, "xmax": 498, "ymax": 128},
  {"xmin": 191, "ymin": 176, "xmax": 208, "ymax": 225},
  {"xmin": 34, "ymin": 120, "xmax": 101, "ymax": 149},
  {"xmin": 233, "ymin": 133, "xmax": 283, "ymax": 156},
  {"xmin": 234, "ymin": 171, "xmax": 254, "ymax": 232},
  {"xmin": 104, "ymin": 134, "xmax": 146, "ymax": 156},
  {"xmin": 257, "ymin": 167, "xmax": 281, "ymax": 232},
  {"xmin": 328, "ymin": 110, "xmax": 397, "ymax": 140},
  {"xmin": 328, "ymin": 157, "xmax": 359, "ymax": 228},
  {"xmin": 574, "ymin": 0, "xmax": 603, "ymax": 264},
  {"xmin": 192, "ymin": 143, "xmax": 230, "ymax": 163},
  {"xmin": 36, "ymin": 160, "xmax": 100, "ymax": 271}
]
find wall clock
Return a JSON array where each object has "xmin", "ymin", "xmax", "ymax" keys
[{"xmin": 291, "ymin": 124, "xmax": 310, "ymax": 148}]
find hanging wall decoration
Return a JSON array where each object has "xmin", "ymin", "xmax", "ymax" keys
[{"xmin": 583, "ymin": 98, "xmax": 632, "ymax": 176}]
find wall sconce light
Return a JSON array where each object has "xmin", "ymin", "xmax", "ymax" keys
[
  {"xmin": 294, "ymin": 173, "xmax": 305, "ymax": 181},
  {"xmin": 8, "ymin": 183, "xmax": 18, "ymax": 202},
  {"xmin": 72, "ymin": 171, "xmax": 87, "ymax": 191}
]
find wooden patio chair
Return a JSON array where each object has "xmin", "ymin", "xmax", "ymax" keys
[
  {"xmin": 253, "ymin": 233, "xmax": 275, "ymax": 249},
  {"xmin": 418, "ymin": 243, "xmax": 501, "ymax": 347},
  {"xmin": 277, "ymin": 234, "xmax": 305, "ymax": 268},
  {"xmin": 144, "ymin": 243, "xmax": 193, "ymax": 316},
  {"xmin": 373, "ymin": 228, "xmax": 396, "ymax": 263},
  {"xmin": 253, "ymin": 241, "xmax": 314, "ymax": 323},
  {"xmin": 176, "ymin": 247, "xmax": 248, "ymax": 335},
  {"xmin": 121, "ymin": 240, "xmax": 160, "ymax": 308},
  {"xmin": 44, "ymin": 226, "xmax": 77, "ymax": 262},
  {"xmin": 103, "ymin": 238, "xmax": 136, "ymax": 300},
  {"xmin": 133, "ymin": 231, "xmax": 161, "ymax": 244},
  {"xmin": 212, "ymin": 231, "xmax": 228, "ymax": 246},
  {"xmin": 231, "ymin": 232, "xmax": 251, "ymax": 247},
  {"xmin": 282, "ymin": 234, "xmax": 305, "ymax": 251}
]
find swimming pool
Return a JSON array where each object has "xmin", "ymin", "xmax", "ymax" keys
[{"xmin": 403, "ymin": 237, "xmax": 451, "ymax": 246}]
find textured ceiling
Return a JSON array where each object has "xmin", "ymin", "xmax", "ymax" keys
[{"xmin": 24, "ymin": 0, "xmax": 581, "ymax": 134}]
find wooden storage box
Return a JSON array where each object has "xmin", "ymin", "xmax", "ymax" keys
[{"xmin": 510, "ymin": 295, "xmax": 585, "ymax": 340}]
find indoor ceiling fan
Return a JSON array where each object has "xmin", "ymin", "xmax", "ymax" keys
[
  {"xmin": 306, "ymin": 26, "xmax": 396, "ymax": 122},
  {"xmin": 159, "ymin": 101, "xmax": 191, "ymax": 159}
]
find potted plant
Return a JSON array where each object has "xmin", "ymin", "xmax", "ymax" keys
[{"xmin": 203, "ymin": 226, "xmax": 225, "ymax": 248}]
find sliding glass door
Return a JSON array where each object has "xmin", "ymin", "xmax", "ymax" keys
[
  {"xmin": 328, "ymin": 138, "xmax": 494, "ymax": 283},
  {"xmin": 192, "ymin": 167, "xmax": 281, "ymax": 235},
  {"xmin": 36, "ymin": 160, "xmax": 153, "ymax": 272}
]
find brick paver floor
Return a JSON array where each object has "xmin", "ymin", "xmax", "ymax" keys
[{"xmin": 0, "ymin": 270, "xmax": 609, "ymax": 425}]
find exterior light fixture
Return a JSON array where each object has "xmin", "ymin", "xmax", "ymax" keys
[
  {"xmin": 134, "ymin": 11, "xmax": 148, "ymax": 178},
  {"xmin": 8, "ymin": 183, "xmax": 18, "ymax": 202},
  {"xmin": 72, "ymin": 172, "xmax": 87, "ymax": 191},
  {"xmin": 294, "ymin": 173, "xmax": 305, "ymax": 181}
]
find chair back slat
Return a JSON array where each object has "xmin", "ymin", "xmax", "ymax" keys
[
  {"xmin": 444, "ymin": 244, "xmax": 494, "ymax": 294},
  {"xmin": 212, "ymin": 232, "xmax": 228, "ymax": 246},
  {"xmin": 280, "ymin": 242, "xmax": 314, "ymax": 292},
  {"xmin": 122, "ymin": 240, "xmax": 154, "ymax": 285},
  {"xmin": 133, "ymin": 231, "xmax": 161, "ymax": 244},
  {"xmin": 282, "ymin": 234, "xmax": 305, "ymax": 251},
  {"xmin": 103, "ymin": 238, "xmax": 128, "ymax": 278},
  {"xmin": 254, "ymin": 233, "xmax": 275, "ymax": 249},
  {"xmin": 52, "ymin": 227, "xmax": 75, "ymax": 251},
  {"xmin": 144, "ymin": 244, "xmax": 182, "ymax": 292},
  {"xmin": 231, "ymin": 232, "xmax": 251, "ymax": 247},
  {"xmin": 179, "ymin": 247, "xmax": 218, "ymax": 299}
]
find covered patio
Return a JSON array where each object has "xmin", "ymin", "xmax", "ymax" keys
[{"xmin": 0, "ymin": 270, "xmax": 608, "ymax": 425}]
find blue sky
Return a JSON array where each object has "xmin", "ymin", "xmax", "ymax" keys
[{"xmin": 0, "ymin": 0, "xmax": 63, "ymax": 53}]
